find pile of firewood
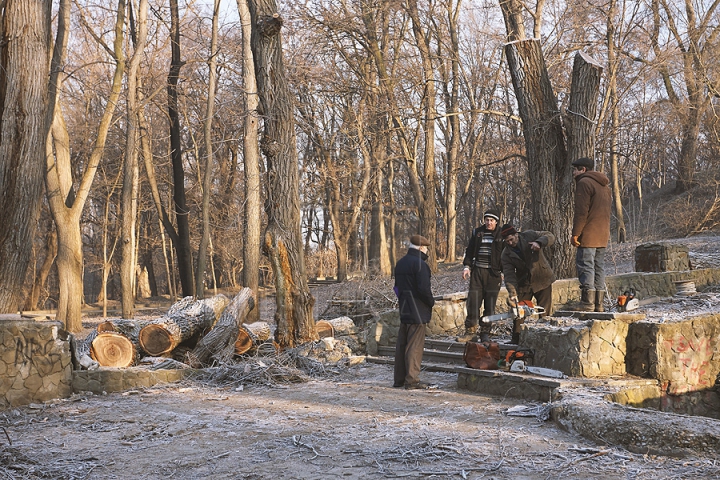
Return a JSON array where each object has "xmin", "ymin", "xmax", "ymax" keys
[{"xmin": 75, "ymin": 288, "xmax": 263, "ymax": 369}]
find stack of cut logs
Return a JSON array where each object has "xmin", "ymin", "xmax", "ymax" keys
[
  {"xmin": 75, "ymin": 289, "xmax": 357, "ymax": 369},
  {"xmin": 77, "ymin": 288, "xmax": 264, "ymax": 368}
]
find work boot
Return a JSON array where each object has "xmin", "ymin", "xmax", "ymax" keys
[
  {"xmin": 457, "ymin": 325, "xmax": 478, "ymax": 343},
  {"xmin": 579, "ymin": 289, "xmax": 595, "ymax": 311},
  {"xmin": 595, "ymin": 290, "xmax": 606, "ymax": 312}
]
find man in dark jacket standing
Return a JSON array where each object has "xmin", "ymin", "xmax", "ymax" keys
[
  {"xmin": 500, "ymin": 224, "xmax": 556, "ymax": 344},
  {"xmin": 458, "ymin": 209, "xmax": 504, "ymax": 342},
  {"xmin": 571, "ymin": 157, "xmax": 612, "ymax": 311},
  {"xmin": 393, "ymin": 235, "xmax": 436, "ymax": 390}
]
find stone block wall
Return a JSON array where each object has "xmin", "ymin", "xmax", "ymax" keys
[
  {"xmin": 627, "ymin": 314, "xmax": 720, "ymax": 395},
  {"xmin": 634, "ymin": 242, "xmax": 690, "ymax": 272},
  {"xmin": 1, "ymin": 319, "xmax": 73, "ymax": 408},
  {"xmin": 523, "ymin": 319, "xmax": 628, "ymax": 377},
  {"xmin": 73, "ymin": 368, "xmax": 190, "ymax": 394},
  {"xmin": 366, "ymin": 299, "xmax": 468, "ymax": 355}
]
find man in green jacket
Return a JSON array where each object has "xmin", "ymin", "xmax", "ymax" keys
[{"xmin": 500, "ymin": 224, "xmax": 556, "ymax": 344}]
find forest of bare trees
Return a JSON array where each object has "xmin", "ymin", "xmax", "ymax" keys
[{"xmin": 1, "ymin": 0, "xmax": 719, "ymax": 333}]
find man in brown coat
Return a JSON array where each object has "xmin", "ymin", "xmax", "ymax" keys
[
  {"xmin": 571, "ymin": 157, "xmax": 612, "ymax": 311},
  {"xmin": 500, "ymin": 225, "xmax": 556, "ymax": 344}
]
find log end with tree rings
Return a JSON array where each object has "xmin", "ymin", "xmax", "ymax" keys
[
  {"xmin": 97, "ymin": 321, "xmax": 118, "ymax": 333},
  {"xmin": 139, "ymin": 324, "xmax": 176, "ymax": 356},
  {"xmin": 315, "ymin": 320, "xmax": 334, "ymax": 339},
  {"xmin": 235, "ymin": 329, "xmax": 254, "ymax": 355},
  {"xmin": 90, "ymin": 332, "xmax": 136, "ymax": 368},
  {"xmin": 234, "ymin": 321, "xmax": 272, "ymax": 356}
]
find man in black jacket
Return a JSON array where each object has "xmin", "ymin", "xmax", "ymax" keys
[
  {"xmin": 458, "ymin": 209, "xmax": 504, "ymax": 342},
  {"xmin": 393, "ymin": 234, "xmax": 436, "ymax": 390}
]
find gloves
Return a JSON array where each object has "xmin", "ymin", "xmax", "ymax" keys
[{"xmin": 571, "ymin": 235, "xmax": 581, "ymax": 247}]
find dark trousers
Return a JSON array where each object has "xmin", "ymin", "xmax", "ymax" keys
[
  {"xmin": 394, "ymin": 323, "xmax": 426, "ymax": 386},
  {"xmin": 465, "ymin": 267, "xmax": 501, "ymax": 330},
  {"xmin": 517, "ymin": 285, "xmax": 553, "ymax": 316}
]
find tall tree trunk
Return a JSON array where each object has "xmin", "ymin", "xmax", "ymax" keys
[
  {"xmin": 121, "ymin": 0, "xmax": 149, "ymax": 318},
  {"xmin": 168, "ymin": 0, "xmax": 194, "ymax": 297},
  {"xmin": 499, "ymin": 0, "xmax": 601, "ymax": 279},
  {"xmin": 0, "ymin": 0, "xmax": 51, "ymax": 312},
  {"xmin": 196, "ymin": 0, "xmax": 221, "ymax": 299},
  {"xmin": 45, "ymin": 0, "xmax": 127, "ymax": 332},
  {"xmin": 249, "ymin": 0, "xmax": 315, "ymax": 348},
  {"xmin": 444, "ymin": 0, "xmax": 461, "ymax": 263},
  {"xmin": 406, "ymin": 0, "xmax": 437, "ymax": 270},
  {"xmin": 23, "ymin": 228, "xmax": 57, "ymax": 311},
  {"xmin": 236, "ymin": 0, "xmax": 260, "ymax": 321}
]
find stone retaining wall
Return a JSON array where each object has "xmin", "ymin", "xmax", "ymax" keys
[
  {"xmin": 627, "ymin": 314, "xmax": 720, "ymax": 396},
  {"xmin": 73, "ymin": 368, "xmax": 191, "ymax": 394},
  {"xmin": 523, "ymin": 319, "xmax": 628, "ymax": 377},
  {"xmin": 367, "ymin": 267, "xmax": 720, "ymax": 354},
  {"xmin": 1, "ymin": 319, "xmax": 73, "ymax": 408}
]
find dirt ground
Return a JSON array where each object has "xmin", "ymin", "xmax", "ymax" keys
[{"xmin": 3, "ymin": 363, "xmax": 719, "ymax": 480}]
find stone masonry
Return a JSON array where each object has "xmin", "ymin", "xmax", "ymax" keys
[
  {"xmin": 634, "ymin": 242, "xmax": 690, "ymax": 272},
  {"xmin": 0, "ymin": 318, "xmax": 73, "ymax": 408},
  {"xmin": 523, "ymin": 319, "xmax": 628, "ymax": 377}
]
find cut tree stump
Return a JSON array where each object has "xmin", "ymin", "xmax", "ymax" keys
[
  {"xmin": 75, "ymin": 319, "xmax": 149, "ymax": 368},
  {"xmin": 139, "ymin": 294, "xmax": 229, "ymax": 356},
  {"xmin": 315, "ymin": 320, "xmax": 334, "ymax": 339},
  {"xmin": 235, "ymin": 321, "xmax": 272, "ymax": 355},
  {"xmin": 190, "ymin": 288, "xmax": 255, "ymax": 366},
  {"xmin": 90, "ymin": 332, "xmax": 137, "ymax": 368}
]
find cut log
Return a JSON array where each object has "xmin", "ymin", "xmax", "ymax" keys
[
  {"xmin": 139, "ymin": 294, "xmax": 229, "ymax": 356},
  {"xmin": 315, "ymin": 320, "xmax": 334, "ymax": 339},
  {"xmin": 326, "ymin": 316, "xmax": 357, "ymax": 336},
  {"xmin": 90, "ymin": 332, "xmax": 137, "ymax": 368},
  {"xmin": 190, "ymin": 288, "xmax": 255, "ymax": 366},
  {"xmin": 235, "ymin": 321, "xmax": 272, "ymax": 355}
]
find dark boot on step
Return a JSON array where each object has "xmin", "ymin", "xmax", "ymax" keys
[
  {"xmin": 595, "ymin": 290, "xmax": 606, "ymax": 312},
  {"xmin": 579, "ymin": 289, "xmax": 595, "ymax": 311},
  {"xmin": 457, "ymin": 325, "xmax": 478, "ymax": 343}
]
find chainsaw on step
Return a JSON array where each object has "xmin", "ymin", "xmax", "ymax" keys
[
  {"xmin": 479, "ymin": 300, "xmax": 545, "ymax": 325},
  {"xmin": 616, "ymin": 290, "xmax": 639, "ymax": 312}
]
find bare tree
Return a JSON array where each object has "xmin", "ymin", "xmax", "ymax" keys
[
  {"xmin": 498, "ymin": 0, "xmax": 602, "ymax": 278},
  {"xmin": 0, "ymin": 0, "xmax": 51, "ymax": 313},
  {"xmin": 650, "ymin": 0, "xmax": 720, "ymax": 193},
  {"xmin": 121, "ymin": 0, "xmax": 150, "ymax": 318},
  {"xmin": 195, "ymin": 0, "xmax": 221, "ymax": 298},
  {"xmin": 44, "ymin": 0, "xmax": 127, "ymax": 332},
  {"xmin": 237, "ymin": 0, "xmax": 262, "ymax": 323},
  {"xmin": 249, "ymin": 0, "xmax": 316, "ymax": 347}
]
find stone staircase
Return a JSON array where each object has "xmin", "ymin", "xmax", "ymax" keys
[{"xmin": 370, "ymin": 337, "xmax": 519, "ymax": 372}]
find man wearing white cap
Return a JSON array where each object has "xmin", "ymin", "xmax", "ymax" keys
[{"xmin": 458, "ymin": 209, "xmax": 504, "ymax": 342}]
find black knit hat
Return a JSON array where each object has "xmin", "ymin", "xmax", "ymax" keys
[
  {"xmin": 483, "ymin": 209, "xmax": 500, "ymax": 221},
  {"xmin": 500, "ymin": 224, "xmax": 517, "ymax": 238}
]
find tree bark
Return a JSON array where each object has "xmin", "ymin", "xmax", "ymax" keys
[
  {"xmin": 0, "ymin": 0, "xmax": 51, "ymax": 313},
  {"xmin": 121, "ymin": 0, "xmax": 149, "ymax": 318},
  {"xmin": 237, "ymin": 0, "xmax": 261, "ymax": 323},
  {"xmin": 196, "ymin": 0, "xmax": 221, "ymax": 299},
  {"xmin": 190, "ymin": 288, "xmax": 255, "ymax": 365},
  {"xmin": 23, "ymin": 228, "xmax": 57, "ymax": 311},
  {"xmin": 499, "ymin": 0, "xmax": 602, "ymax": 279},
  {"xmin": 139, "ymin": 294, "xmax": 229, "ymax": 356},
  {"xmin": 168, "ymin": 0, "xmax": 194, "ymax": 297},
  {"xmin": 249, "ymin": 0, "xmax": 316, "ymax": 348},
  {"xmin": 45, "ymin": 0, "xmax": 127, "ymax": 332}
]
